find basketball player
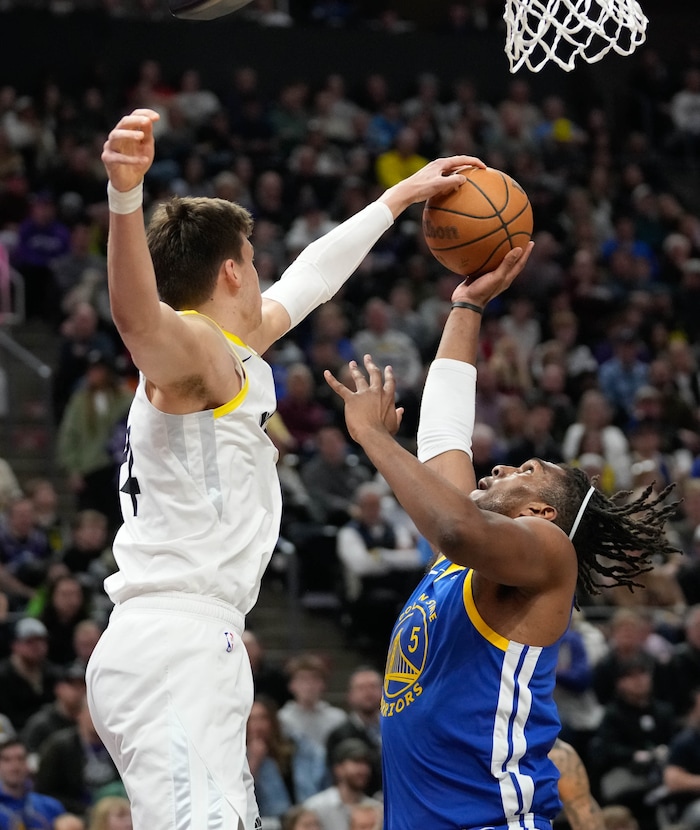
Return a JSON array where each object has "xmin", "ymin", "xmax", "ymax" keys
[
  {"xmin": 325, "ymin": 246, "xmax": 677, "ymax": 830},
  {"xmin": 550, "ymin": 738, "xmax": 604, "ymax": 830},
  {"xmin": 84, "ymin": 107, "xmax": 486, "ymax": 830}
]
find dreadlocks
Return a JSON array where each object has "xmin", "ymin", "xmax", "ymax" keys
[{"xmin": 543, "ymin": 466, "xmax": 680, "ymax": 598}]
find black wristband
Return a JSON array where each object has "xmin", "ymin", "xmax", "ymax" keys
[{"xmin": 451, "ymin": 301, "xmax": 483, "ymax": 315}]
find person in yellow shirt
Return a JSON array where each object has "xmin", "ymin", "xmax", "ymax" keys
[{"xmin": 375, "ymin": 126, "xmax": 429, "ymax": 189}]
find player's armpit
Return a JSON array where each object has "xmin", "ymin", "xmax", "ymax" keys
[{"xmin": 128, "ymin": 310, "xmax": 242, "ymax": 409}]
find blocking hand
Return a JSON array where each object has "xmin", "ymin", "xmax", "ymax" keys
[
  {"xmin": 102, "ymin": 108, "xmax": 160, "ymax": 193},
  {"xmin": 324, "ymin": 355, "xmax": 404, "ymax": 444}
]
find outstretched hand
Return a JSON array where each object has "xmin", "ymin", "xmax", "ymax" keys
[
  {"xmin": 380, "ymin": 155, "xmax": 487, "ymax": 217},
  {"xmin": 452, "ymin": 240, "xmax": 535, "ymax": 309},
  {"xmin": 102, "ymin": 108, "xmax": 160, "ymax": 193},
  {"xmin": 324, "ymin": 355, "xmax": 404, "ymax": 444}
]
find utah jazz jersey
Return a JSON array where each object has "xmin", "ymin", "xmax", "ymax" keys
[
  {"xmin": 381, "ymin": 556, "xmax": 563, "ymax": 830},
  {"xmin": 105, "ymin": 319, "xmax": 282, "ymax": 615}
]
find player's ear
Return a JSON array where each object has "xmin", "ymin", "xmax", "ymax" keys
[
  {"xmin": 222, "ymin": 258, "xmax": 242, "ymax": 290},
  {"xmin": 519, "ymin": 501, "xmax": 557, "ymax": 522}
]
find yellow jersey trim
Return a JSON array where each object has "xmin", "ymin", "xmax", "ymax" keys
[
  {"xmin": 463, "ymin": 569, "xmax": 510, "ymax": 652},
  {"xmin": 177, "ymin": 311, "xmax": 251, "ymax": 418}
]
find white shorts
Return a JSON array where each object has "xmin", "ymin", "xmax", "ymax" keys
[{"xmin": 86, "ymin": 593, "xmax": 260, "ymax": 830}]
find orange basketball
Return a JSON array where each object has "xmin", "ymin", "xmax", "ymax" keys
[{"xmin": 422, "ymin": 167, "xmax": 533, "ymax": 277}]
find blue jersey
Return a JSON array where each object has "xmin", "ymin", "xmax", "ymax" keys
[{"xmin": 381, "ymin": 556, "xmax": 563, "ymax": 830}]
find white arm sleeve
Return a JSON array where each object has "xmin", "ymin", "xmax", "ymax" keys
[
  {"xmin": 262, "ymin": 201, "xmax": 394, "ymax": 329},
  {"xmin": 417, "ymin": 358, "xmax": 477, "ymax": 463}
]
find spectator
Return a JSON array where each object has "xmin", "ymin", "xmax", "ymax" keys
[
  {"xmin": 304, "ymin": 739, "xmax": 383, "ymax": 830},
  {"xmin": 531, "ymin": 308, "xmax": 598, "ymax": 397},
  {"xmin": 336, "ymin": 481, "xmax": 423, "ymax": 651},
  {"xmin": 242, "ymin": 630, "xmax": 292, "ymax": 708},
  {"xmin": 50, "ymin": 221, "xmax": 108, "ymax": 312},
  {"xmin": 299, "ymin": 426, "xmax": 373, "ymax": 527},
  {"xmin": 71, "ymin": 621, "xmax": 103, "ymax": 672},
  {"xmin": 554, "ymin": 621, "xmax": 603, "ymax": 771},
  {"xmin": 12, "ymin": 191, "xmax": 70, "ymax": 321},
  {"xmin": 61, "ymin": 510, "xmax": 110, "ymax": 581},
  {"xmin": 56, "ymin": 349, "xmax": 133, "ymax": 534},
  {"xmin": 598, "ymin": 328, "xmax": 649, "ymax": 426},
  {"xmin": 54, "ymin": 814, "xmax": 87, "ymax": 830},
  {"xmin": 0, "ymin": 617, "xmax": 58, "ymax": 733},
  {"xmin": 0, "ymin": 737, "xmax": 65, "ymax": 830},
  {"xmin": 326, "ymin": 668, "xmax": 383, "ymax": 797},
  {"xmin": 276, "ymin": 362, "xmax": 332, "ymax": 455},
  {"xmin": 24, "ymin": 478, "xmax": 69, "ymax": 556},
  {"xmin": 352, "ymin": 298, "xmax": 423, "ymax": 395},
  {"xmin": 662, "ymin": 686, "xmax": 700, "ymax": 827},
  {"xmin": 21, "ymin": 661, "xmax": 86, "ymax": 759},
  {"xmin": 504, "ymin": 396, "xmax": 564, "ymax": 466},
  {"xmin": 278, "ymin": 654, "xmax": 347, "ymax": 752},
  {"xmin": 668, "ymin": 67, "xmax": 700, "ymax": 163},
  {"xmin": 35, "ymin": 699, "xmax": 120, "ymax": 817},
  {"xmin": 87, "ymin": 796, "xmax": 132, "ymax": 830},
  {"xmin": 593, "ymin": 609, "xmax": 666, "ymax": 706},
  {"xmin": 0, "ymin": 496, "xmax": 51, "ymax": 600},
  {"xmin": 562, "ymin": 389, "xmax": 633, "ymax": 492},
  {"xmin": 349, "ymin": 802, "xmax": 382, "ymax": 830},
  {"xmin": 374, "ymin": 126, "xmax": 428, "ymax": 190},
  {"xmin": 590, "ymin": 656, "xmax": 676, "ymax": 828},
  {"xmin": 246, "ymin": 696, "xmax": 327, "ymax": 821},
  {"xmin": 39, "ymin": 575, "xmax": 90, "ymax": 667},
  {"xmin": 281, "ymin": 805, "xmax": 322, "ymax": 830},
  {"xmin": 665, "ymin": 605, "xmax": 700, "ymax": 721},
  {"xmin": 51, "ymin": 302, "xmax": 117, "ymax": 425}
]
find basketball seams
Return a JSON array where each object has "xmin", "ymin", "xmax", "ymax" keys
[{"xmin": 422, "ymin": 167, "xmax": 533, "ymax": 276}]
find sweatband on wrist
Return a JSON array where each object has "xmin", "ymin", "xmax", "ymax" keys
[
  {"xmin": 262, "ymin": 201, "xmax": 394, "ymax": 329},
  {"xmin": 107, "ymin": 181, "xmax": 144, "ymax": 215},
  {"xmin": 451, "ymin": 301, "xmax": 483, "ymax": 314},
  {"xmin": 417, "ymin": 358, "xmax": 477, "ymax": 463}
]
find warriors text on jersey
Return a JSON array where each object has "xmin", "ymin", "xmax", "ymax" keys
[
  {"xmin": 105, "ymin": 320, "xmax": 282, "ymax": 614},
  {"xmin": 381, "ymin": 556, "xmax": 563, "ymax": 830}
]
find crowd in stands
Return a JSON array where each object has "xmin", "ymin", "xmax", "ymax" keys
[{"xmin": 2, "ymin": 5, "xmax": 700, "ymax": 826}]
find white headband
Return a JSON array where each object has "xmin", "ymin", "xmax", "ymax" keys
[{"xmin": 568, "ymin": 485, "xmax": 596, "ymax": 541}]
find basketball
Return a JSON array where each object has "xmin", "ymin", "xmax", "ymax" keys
[{"xmin": 422, "ymin": 167, "xmax": 533, "ymax": 278}]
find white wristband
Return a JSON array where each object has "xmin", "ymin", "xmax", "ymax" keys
[
  {"xmin": 107, "ymin": 181, "xmax": 144, "ymax": 215},
  {"xmin": 417, "ymin": 358, "xmax": 476, "ymax": 463}
]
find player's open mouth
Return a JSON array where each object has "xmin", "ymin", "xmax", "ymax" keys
[{"xmin": 478, "ymin": 478, "xmax": 491, "ymax": 490}]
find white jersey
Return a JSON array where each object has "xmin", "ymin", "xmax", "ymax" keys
[{"xmin": 105, "ymin": 323, "xmax": 282, "ymax": 614}]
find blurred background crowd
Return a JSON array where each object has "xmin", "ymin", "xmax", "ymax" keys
[{"xmin": 2, "ymin": 1, "xmax": 700, "ymax": 829}]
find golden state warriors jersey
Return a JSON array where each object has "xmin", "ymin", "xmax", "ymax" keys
[
  {"xmin": 105, "ymin": 324, "xmax": 282, "ymax": 615},
  {"xmin": 381, "ymin": 556, "xmax": 563, "ymax": 830}
]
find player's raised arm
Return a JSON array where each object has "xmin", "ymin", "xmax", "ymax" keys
[
  {"xmin": 102, "ymin": 109, "xmax": 227, "ymax": 396},
  {"xmin": 251, "ymin": 155, "xmax": 486, "ymax": 355}
]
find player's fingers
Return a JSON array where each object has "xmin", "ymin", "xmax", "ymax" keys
[
  {"xmin": 383, "ymin": 365, "xmax": 397, "ymax": 398},
  {"xmin": 447, "ymin": 156, "xmax": 486, "ymax": 171},
  {"xmin": 323, "ymin": 369, "xmax": 351, "ymax": 400},
  {"xmin": 396, "ymin": 407, "xmax": 404, "ymax": 430},
  {"xmin": 363, "ymin": 354, "xmax": 383, "ymax": 388},
  {"xmin": 348, "ymin": 360, "xmax": 369, "ymax": 391},
  {"xmin": 129, "ymin": 108, "xmax": 161, "ymax": 120}
]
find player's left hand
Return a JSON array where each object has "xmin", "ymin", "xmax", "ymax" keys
[
  {"xmin": 452, "ymin": 240, "xmax": 535, "ymax": 308},
  {"xmin": 324, "ymin": 355, "xmax": 404, "ymax": 443}
]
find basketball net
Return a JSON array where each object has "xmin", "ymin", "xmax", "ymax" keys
[{"xmin": 503, "ymin": 0, "xmax": 648, "ymax": 73}]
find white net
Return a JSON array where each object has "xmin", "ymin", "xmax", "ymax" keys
[{"xmin": 503, "ymin": 0, "xmax": 648, "ymax": 73}]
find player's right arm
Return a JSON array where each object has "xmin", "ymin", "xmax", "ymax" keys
[
  {"xmin": 103, "ymin": 109, "xmax": 234, "ymax": 401},
  {"xmin": 549, "ymin": 739, "xmax": 605, "ymax": 830},
  {"xmin": 418, "ymin": 244, "xmax": 534, "ymax": 494}
]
